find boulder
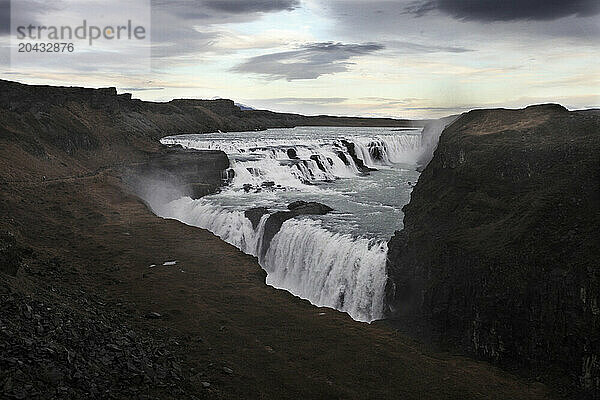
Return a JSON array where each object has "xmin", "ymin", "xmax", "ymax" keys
[
  {"xmin": 310, "ymin": 155, "xmax": 327, "ymax": 172},
  {"xmin": 287, "ymin": 201, "xmax": 334, "ymax": 214},
  {"xmin": 337, "ymin": 151, "xmax": 350, "ymax": 165},
  {"xmin": 287, "ymin": 148, "xmax": 299, "ymax": 159}
]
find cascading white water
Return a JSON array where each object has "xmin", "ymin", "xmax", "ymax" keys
[
  {"xmin": 154, "ymin": 198, "xmax": 266, "ymax": 256},
  {"xmin": 161, "ymin": 132, "xmax": 422, "ymax": 187},
  {"xmin": 263, "ymin": 219, "xmax": 388, "ymax": 322},
  {"xmin": 351, "ymin": 134, "xmax": 423, "ymax": 167},
  {"xmin": 154, "ymin": 126, "xmax": 431, "ymax": 323}
]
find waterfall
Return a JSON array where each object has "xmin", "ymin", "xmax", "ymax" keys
[
  {"xmin": 154, "ymin": 127, "xmax": 429, "ymax": 323},
  {"xmin": 263, "ymin": 219, "xmax": 388, "ymax": 322},
  {"xmin": 351, "ymin": 134, "xmax": 422, "ymax": 166},
  {"xmin": 417, "ymin": 115, "xmax": 460, "ymax": 167}
]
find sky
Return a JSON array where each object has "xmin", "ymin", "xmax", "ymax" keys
[{"xmin": 0, "ymin": 0, "xmax": 599, "ymax": 118}]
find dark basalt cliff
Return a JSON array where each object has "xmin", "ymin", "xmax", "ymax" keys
[
  {"xmin": 385, "ymin": 104, "xmax": 600, "ymax": 397},
  {"xmin": 124, "ymin": 149, "xmax": 230, "ymax": 203}
]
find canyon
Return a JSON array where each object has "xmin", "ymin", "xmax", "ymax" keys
[{"xmin": 1, "ymin": 79, "xmax": 598, "ymax": 398}]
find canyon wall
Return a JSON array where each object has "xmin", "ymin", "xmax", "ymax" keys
[{"xmin": 386, "ymin": 104, "xmax": 600, "ymax": 397}]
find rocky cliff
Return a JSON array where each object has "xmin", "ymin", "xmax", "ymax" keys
[{"xmin": 385, "ymin": 104, "xmax": 600, "ymax": 397}]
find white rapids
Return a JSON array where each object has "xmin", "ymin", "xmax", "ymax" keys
[{"xmin": 152, "ymin": 125, "xmax": 440, "ymax": 322}]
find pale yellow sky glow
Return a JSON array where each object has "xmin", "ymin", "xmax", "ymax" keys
[{"xmin": 1, "ymin": 0, "xmax": 599, "ymax": 119}]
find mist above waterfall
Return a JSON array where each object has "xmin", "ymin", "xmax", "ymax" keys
[{"xmin": 417, "ymin": 115, "xmax": 461, "ymax": 167}]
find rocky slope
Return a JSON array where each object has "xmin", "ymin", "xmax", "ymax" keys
[
  {"xmin": 385, "ymin": 104, "xmax": 600, "ymax": 398},
  {"xmin": 0, "ymin": 79, "xmax": 552, "ymax": 399}
]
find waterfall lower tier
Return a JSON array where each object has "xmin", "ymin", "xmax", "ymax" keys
[
  {"xmin": 155, "ymin": 197, "xmax": 387, "ymax": 322},
  {"xmin": 264, "ymin": 219, "xmax": 387, "ymax": 322}
]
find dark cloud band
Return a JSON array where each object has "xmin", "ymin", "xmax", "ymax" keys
[
  {"xmin": 204, "ymin": 0, "xmax": 299, "ymax": 14},
  {"xmin": 406, "ymin": 0, "xmax": 600, "ymax": 21}
]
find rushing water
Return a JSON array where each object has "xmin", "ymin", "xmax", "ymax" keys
[{"xmin": 155, "ymin": 126, "xmax": 424, "ymax": 322}]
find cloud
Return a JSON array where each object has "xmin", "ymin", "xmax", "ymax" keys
[
  {"xmin": 119, "ymin": 87, "xmax": 165, "ymax": 91},
  {"xmin": 203, "ymin": 0, "xmax": 299, "ymax": 14},
  {"xmin": 319, "ymin": 0, "xmax": 600, "ymax": 44},
  {"xmin": 405, "ymin": 0, "xmax": 600, "ymax": 21},
  {"xmin": 389, "ymin": 40, "xmax": 471, "ymax": 53},
  {"xmin": 403, "ymin": 105, "xmax": 471, "ymax": 111},
  {"xmin": 151, "ymin": 22, "xmax": 218, "ymax": 61},
  {"xmin": 232, "ymin": 41, "xmax": 384, "ymax": 80},
  {"xmin": 153, "ymin": 0, "xmax": 298, "ymax": 22},
  {"xmin": 1, "ymin": 0, "xmax": 65, "ymax": 36},
  {"xmin": 360, "ymin": 97, "xmax": 429, "ymax": 106},
  {"xmin": 150, "ymin": 0, "xmax": 301, "ymax": 61}
]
